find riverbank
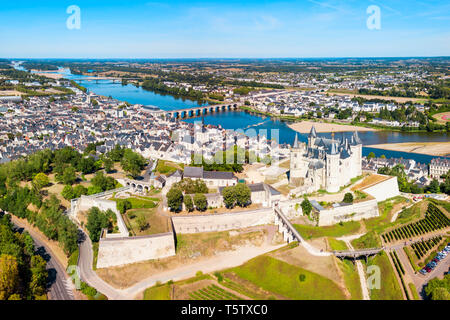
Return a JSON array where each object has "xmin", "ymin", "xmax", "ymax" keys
[
  {"xmin": 366, "ymin": 142, "xmax": 450, "ymax": 157},
  {"xmin": 288, "ymin": 121, "xmax": 377, "ymax": 133}
]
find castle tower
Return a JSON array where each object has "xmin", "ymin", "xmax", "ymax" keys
[
  {"xmin": 289, "ymin": 134, "xmax": 307, "ymax": 186},
  {"xmin": 349, "ymin": 131, "xmax": 362, "ymax": 177},
  {"xmin": 326, "ymin": 142, "xmax": 340, "ymax": 193},
  {"xmin": 308, "ymin": 125, "xmax": 317, "ymax": 148}
]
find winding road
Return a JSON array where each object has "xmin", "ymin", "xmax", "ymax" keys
[{"xmin": 10, "ymin": 215, "xmax": 75, "ymax": 300}]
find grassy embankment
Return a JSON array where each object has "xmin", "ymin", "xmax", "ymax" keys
[
  {"xmin": 365, "ymin": 252, "xmax": 404, "ymax": 300},
  {"xmin": 294, "ymin": 221, "xmax": 361, "ymax": 240},
  {"xmin": 227, "ymin": 256, "xmax": 346, "ymax": 300}
]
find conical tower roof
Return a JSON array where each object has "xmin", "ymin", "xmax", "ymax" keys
[
  {"xmin": 309, "ymin": 125, "xmax": 317, "ymax": 138},
  {"xmin": 353, "ymin": 131, "xmax": 361, "ymax": 144},
  {"xmin": 293, "ymin": 133, "xmax": 299, "ymax": 148}
]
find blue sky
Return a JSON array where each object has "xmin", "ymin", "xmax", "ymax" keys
[{"xmin": 0, "ymin": 0, "xmax": 449, "ymax": 58}]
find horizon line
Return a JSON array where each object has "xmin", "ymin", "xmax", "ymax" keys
[{"xmin": 4, "ymin": 55, "xmax": 450, "ymax": 60}]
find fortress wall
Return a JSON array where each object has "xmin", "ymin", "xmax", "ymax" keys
[
  {"xmin": 171, "ymin": 208, "xmax": 274, "ymax": 234},
  {"xmin": 363, "ymin": 176, "xmax": 400, "ymax": 202},
  {"xmin": 318, "ymin": 199, "xmax": 379, "ymax": 226},
  {"xmin": 96, "ymin": 233, "xmax": 176, "ymax": 269},
  {"xmin": 76, "ymin": 196, "xmax": 129, "ymax": 238}
]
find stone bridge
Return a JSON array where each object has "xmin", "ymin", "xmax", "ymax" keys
[
  {"xmin": 333, "ymin": 247, "xmax": 383, "ymax": 261},
  {"xmin": 164, "ymin": 103, "xmax": 242, "ymax": 119},
  {"xmin": 274, "ymin": 207, "xmax": 303, "ymax": 244}
]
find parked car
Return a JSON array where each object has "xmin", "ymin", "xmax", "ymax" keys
[
  {"xmin": 425, "ymin": 267, "xmax": 432, "ymax": 273},
  {"xmin": 420, "ymin": 269, "xmax": 427, "ymax": 275}
]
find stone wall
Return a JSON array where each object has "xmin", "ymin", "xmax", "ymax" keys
[
  {"xmin": 75, "ymin": 196, "xmax": 128, "ymax": 238},
  {"xmin": 171, "ymin": 208, "xmax": 274, "ymax": 234},
  {"xmin": 318, "ymin": 199, "xmax": 379, "ymax": 226},
  {"xmin": 96, "ymin": 233, "xmax": 176, "ymax": 268},
  {"xmin": 363, "ymin": 175, "xmax": 400, "ymax": 202}
]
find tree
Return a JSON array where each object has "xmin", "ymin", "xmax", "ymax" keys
[
  {"xmin": 91, "ymin": 171, "xmax": 116, "ymax": 191},
  {"xmin": 103, "ymin": 157, "xmax": 114, "ymax": 173},
  {"xmin": 431, "ymin": 287, "xmax": 450, "ymax": 300},
  {"xmin": 61, "ymin": 166, "xmax": 77, "ymax": 185},
  {"xmin": 73, "ymin": 185, "xmax": 88, "ymax": 198},
  {"xmin": 222, "ymin": 186, "xmax": 235, "ymax": 208},
  {"xmin": 78, "ymin": 156, "xmax": 97, "ymax": 174},
  {"xmin": 0, "ymin": 254, "xmax": 19, "ymax": 300},
  {"xmin": 167, "ymin": 187, "xmax": 183, "ymax": 212},
  {"xmin": 234, "ymin": 183, "xmax": 251, "ymax": 207},
  {"xmin": 301, "ymin": 199, "xmax": 312, "ymax": 216},
  {"xmin": 343, "ymin": 193, "xmax": 354, "ymax": 203},
  {"xmin": 121, "ymin": 149, "xmax": 147, "ymax": 178},
  {"xmin": 30, "ymin": 255, "xmax": 47, "ymax": 296},
  {"xmin": 117, "ymin": 199, "xmax": 132, "ymax": 214},
  {"xmin": 427, "ymin": 179, "xmax": 440, "ymax": 193},
  {"xmin": 425, "ymin": 274, "xmax": 450, "ymax": 300},
  {"xmin": 32, "ymin": 173, "xmax": 49, "ymax": 190},
  {"xmin": 367, "ymin": 152, "xmax": 376, "ymax": 160},
  {"xmin": 194, "ymin": 193, "xmax": 207, "ymax": 211},
  {"xmin": 136, "ymin": 214, "xmax": 148, "ymax": 231},
  {"xmin": 183, "ymin": 195, "xmax": 194, "ymax": 212},
  {"xmin": 62, "ymin": 185, "xmax": 75, "ymax": 200},
  {"xmin": 86, "ymin": 207, "xmax": 110, "ymax": 242}
]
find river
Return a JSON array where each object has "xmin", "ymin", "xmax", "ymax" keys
[{"xmin": 14, "ymin": 63, "xmax": 449, "ymax": 164}]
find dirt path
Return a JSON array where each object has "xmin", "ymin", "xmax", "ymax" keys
[
  {"xmin": 118, "ymin": 243, "xmax": 285, "ymax": 299},
  {"xmin": 338, "ymin": 234, "xmax": 370, "ymax": 300}
]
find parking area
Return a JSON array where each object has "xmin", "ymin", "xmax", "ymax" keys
[{"xmin": 419, "ymin": 242, "xmax": 450, "ymax": 276}]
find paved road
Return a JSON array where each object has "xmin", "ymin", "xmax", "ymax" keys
[
  {"xmin": 11, "ymin": 217, "xmax": 75, "ymax": 300},
  {"xmin": 77, "ymin": 230, "xmax": 127, "ymax": 300}
]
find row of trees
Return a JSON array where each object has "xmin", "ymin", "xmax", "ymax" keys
[
  {"xmin": 0, "ymin": 214, "xmax": 48, "ymax": 300},
  {"xmin": 190, "ymin": 146, "xmax": 255, "ymax": 173},
  {"xmin": 222, "ymin": 184, "xmax": 251, "ymax": 209},
  {"xmin": 141, "ymin": 78, "xmax": 204, "ymax": 101},
  {"xmin": 167, "ymin": 187, "xmax": 208, "ymax": 213}
]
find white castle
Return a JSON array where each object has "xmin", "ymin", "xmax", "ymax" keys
[{"xmin": 289, "ymin": 126, "xmax": 363, "ymax": 193}]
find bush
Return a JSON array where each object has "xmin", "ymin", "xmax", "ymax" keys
[{"xmin": 343, "ymin": 193, "xmax": 354, "ymax": 203}]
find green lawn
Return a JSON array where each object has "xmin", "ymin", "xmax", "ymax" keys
[
  {"xmin": 367, "ymin": 252, "xmax": 404, "ymax": 300},
  {"xmin": 229, "ymin": 256, "xmax": 346, "ymax": 300},
  {"xmin": 337, "ymin": 259, "xmax": 363, "ymax": 300},
  {"xmin": 328, "ymin": 238, "xmax": 348, "ymax": 251},
  {"xmin": 294, "ymin": 221, "xmax": 361, "ymax": 239},
  {"xmin": 409, "ymin": 283, "xmax": 420, "ymax": 300},
  {"xmin": 143, "ymin": 284, "xmax": 171, "ymax": 300},
  {"xmin": 155, "ymin": 160, "xmax": 183, "ymax": 175},
  {"xmin": 364, "ymin": 196, "xmax": 410, "ymax": 233},
  {"xmin": 110, "ymin": 196, "xmax": 157, "ymax": 209},
  {"xmin": 351, "ymin": 231, "xmax": 381, "ymax": 249}
]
